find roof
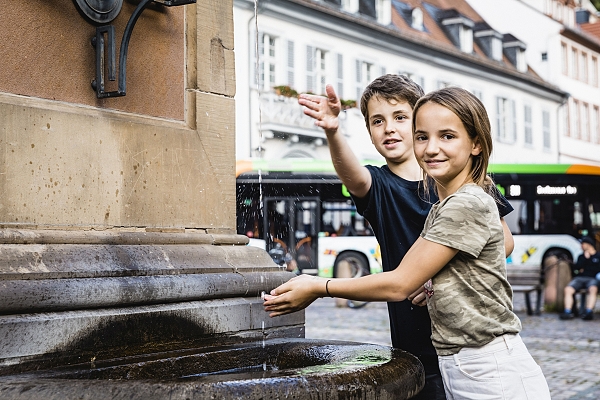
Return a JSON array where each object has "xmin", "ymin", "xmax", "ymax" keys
[
  {"xmin": 282, "ymin": 0, "xmax": 564, "ymax": 96},
  {"xmin": 580, "ymin": 21, "xmax": 600, "ymax": 39}
]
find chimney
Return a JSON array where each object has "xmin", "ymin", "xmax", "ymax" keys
[{"xmin": 576, "ymin": 9, "xmax": 591, "ymax": 24}]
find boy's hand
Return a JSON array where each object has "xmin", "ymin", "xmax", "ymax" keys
[{"xmin": 298, "ymin": 84, "xmax": 341, "ymax": 135}]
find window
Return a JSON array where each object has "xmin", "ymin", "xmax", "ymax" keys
[
  {"xmin": 496, "ymin": 97, "xmax": 516, "ymax": 143},
  {"xmin": 592, "ymin": 56, "xmax": 598, "ymax": 87},
  {"xmin": 342, "ymin": 0, "xmax": 359, "ymax": 13},
  {"xmin": 336, "ymin": 53, "xmax": 344, "ymax": 99},
  {"xmin": 516, "ymin": 49, "xmax": 527, "ymax": 73},
  {"xmin": 375, "ymin": 0, "xmax": 391, "ymax": 25},
  {"xmin": 561, "ymin": 42, "xmax": 568, "ymax": 75},
  {"xmin": 437, "ymin": 80, "xmax": 453, "ymax": 89},
  {"xmin": 582, "ymin": 103, "xmax": 589, "ymax": 141},
  {"xmin": 593, "ymin": 106, "xmax": 600, "ymax": 144},
  {"xmin": 543, "ymin": 110, "xmax": 551, "ymax": 150},
  {"xmin": 400, "ymin": 71, "xmax": 424, "ymax": 91},
  {"xmin": 307, "ymin": 46, "xmax": 328, "ymax": 94},
  {"xmin": 459, "ymin": 25, "xmax": 473, "ymax": 53},
  {"xmin": 411, "ymin": 7, "xmax": 424, "ymax": 31},
  {"xmin": 571, "ymin": 47, "xmax": 578, "ymax": 79},
  {"xmin": 356, "ymin": 60, "xmax": 373, "ymax": 103},
  {"xmin": 581, "ymin": 52, "xmax": 588, "ymax": 83},
  {"xmin": 257, "ymin": 33, "xmax": 277, "ymax": 91},
  {"xmin": 492, "ymin": 37, "xmax": 503, "ymax": 61},
  {"xmin": 572, "ymin": 99, "xmax": 580, "ymax": 139},
  {"xmin": 524, "ymin": 104, "xmax": 533, "ymax": 145},
  {"xmin": 287, "ymin": 40, "xmax": 295, "ymax": 87}
]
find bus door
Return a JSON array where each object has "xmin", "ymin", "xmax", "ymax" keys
[{"xmin": 262, "ymin": 197, "xmax": 319, "ymax": 274}]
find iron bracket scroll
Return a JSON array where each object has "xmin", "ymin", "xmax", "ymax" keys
[{"xmin": 91, "ymin": 0, "xmax": 197, "ymax": 99}]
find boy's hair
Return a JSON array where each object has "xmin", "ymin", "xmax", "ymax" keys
[
  {"xmin": 359, "ymin": 74, "xmax": 424, "ymax": 132},
  {"xmin": 412, "ymin": 86, "xmax": 494, "ymax": 193}
]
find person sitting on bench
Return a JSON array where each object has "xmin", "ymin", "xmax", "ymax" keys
[{"xmin": 560, "ymin": 236, "xmax": 600, "ymax": 321}]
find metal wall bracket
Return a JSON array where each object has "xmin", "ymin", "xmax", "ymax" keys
[{"xmin": 91, "ymin": 0, "xmax": 196, "ymax": 99}]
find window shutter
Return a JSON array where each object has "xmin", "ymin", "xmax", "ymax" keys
[
  {"xmin": 511, "ymin": 100, "xmax": 517, "ymax": 142},
  {"xmin": 356, "ymin": 59, "xmax": 362, "ymax": 101},
  {"xmin": 337, "ymin": 53, "xmax": 344, "ymax": 99},
  {"xmin": 380, "ymin": 66, "xmax": 386, "ymax": 76},
  {"xmin": 496, "ymin": 97, "xmax": 502, "ymax": 140},
  {"xmin": 307, "ymin": 45, "xmax": 315, "ymax": 92},
  {"xmin": 287, "ymin": 40, "xmax": 295, "ymax": 87}
]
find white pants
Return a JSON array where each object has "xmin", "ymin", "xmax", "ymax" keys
[{"xmin": 438, "ymin": 334, "xmax": 550, "ymax": 400}]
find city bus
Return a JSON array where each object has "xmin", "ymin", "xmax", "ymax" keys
[{"xmin": 237, "ymin": 159, "xmax": 600, "ymax": 278}]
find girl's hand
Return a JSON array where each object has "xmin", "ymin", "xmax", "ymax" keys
[
  {"xmin": 298, "ymin": 84, "xmax": 341, "ymax": 135},
  {"xmin": 408, "ymin": 286, "xmax": 427, "ymax": 307},
  {"xmin": 263, "ymin": 275, "xmax": 325, "ymax": 317}
]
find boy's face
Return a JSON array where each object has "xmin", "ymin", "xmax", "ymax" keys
[{"xmin": 367, "ymin": 97, "xmax": 414, "ymax": 164}]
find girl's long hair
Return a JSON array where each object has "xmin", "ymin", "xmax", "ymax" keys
[{"xmin": 412, "ymin": 87, "xmax": 496, "ymax": 198}]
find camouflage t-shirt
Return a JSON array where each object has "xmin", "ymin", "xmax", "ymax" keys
[{"xmin": 421, "ymin": 184, "xmax": 521, "ymax": 356}]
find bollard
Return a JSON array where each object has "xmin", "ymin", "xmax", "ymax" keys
[{"xmin": 543, "ymin": 255, "xmax": 572, "ymax": 312}]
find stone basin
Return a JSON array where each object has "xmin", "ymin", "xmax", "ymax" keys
[{"xmin": 0, "ymin": 338, "xmax": 424, "ymax": 400}]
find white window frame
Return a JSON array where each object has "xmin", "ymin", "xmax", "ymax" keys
[
  {"xmin": 342, "ymin": 0, "xmax": 359, "ymax": 13},
  {"xmin": 582, "ymin": 102, "xmax": 590, "ymax": 141},
  {"xmin": 257, "ymin": 33, "xmax": 278, "ymax": 91},
  {"xmin": 581, "ymin": 52, "xmax": 588, "ymax": 83},
  {"xmin": 356, "ymin": 60, "xmax": 374, "ymax": 103},
  {"xmin": 592, "ymin": 105, "xmax": 600, "ymax": 144},
  {"xmin": 571, "ymin": 99, "xmax": 580, "ymax": 139},
  {"xmin": 592, "ymin": 56, "xmax": 598, "ymax": 87},
  {"xmin": 542, "ymin": 110, "xmax": 551, "ymax": 150},
  {"xmin": 524, "ymin": 104, "xmax": 533, "ymax": 146},
  {"xmin": 459, "ymin": 25, "xmax": 473, "ymax": 53},
  {"xmin": 496, "ymin": 96, "xmax": 516, "ymax": 143},
  {"xmin": 561, "ymin": 42, "xmax": 568, "ymax": 75},
  {"xmin": 411, "ymin": 7, "xmax": 424, "ymax": 31},
  {"xmin": 375, "ymin": 0, "xmax": 391, "ymax": 25}
]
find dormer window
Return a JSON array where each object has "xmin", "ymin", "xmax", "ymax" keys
[
  {"xmin": 411, "ymin": 7, "xmax": 424, "ymax": 31},
  {"xmin": 376, "ymin": 0, "xmax": 392, "ymax": 25},
  {"xmin": 473, "ymin": 22, "xmax": 503, "ymax": 61},
  {"xmin": 503, "ymin": 34, "xmax": 527, "ymax": 73},
  {"xmin": 342, "ymin": 0, "xmax": 359, "ymax": 13},
  {"xmin": 440, "ymin": 9, "xmax": 474, "ymax": 54}
]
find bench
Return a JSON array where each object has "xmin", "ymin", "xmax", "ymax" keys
[{"xmin": 506, "ymin": 265, "xmax": 543, "ymax": 316}]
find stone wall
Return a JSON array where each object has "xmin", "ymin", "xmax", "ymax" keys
[{"xmin": 0, "ymin": 0, "xmax": 236, "ymax": 231}]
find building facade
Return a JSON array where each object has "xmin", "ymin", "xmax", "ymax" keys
[
  {"xmin": 467, "ymin": 0, "xmax": 600, "ymax": 165},
  {"xmin": 234, "ymin": 0, "xmax": 568, "ymax": 165}
]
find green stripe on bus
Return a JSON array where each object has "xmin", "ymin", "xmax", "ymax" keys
[{"xmin": 487, "ymin": 164, "xmax": 571, "ymax": 174}]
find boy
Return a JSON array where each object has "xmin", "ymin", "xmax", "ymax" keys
[{"xmin": 298, "ymin": 75, "xmax": 514, "ymax": 400}]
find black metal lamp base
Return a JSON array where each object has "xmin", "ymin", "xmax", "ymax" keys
[{"xmin": 74, "ymin": 0, "xmax": 124, "ymax": 24}]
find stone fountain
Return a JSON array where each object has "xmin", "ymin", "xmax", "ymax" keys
[{"xmin": 0, "ymin": 1, "xmax": 423, "ymax": 398}]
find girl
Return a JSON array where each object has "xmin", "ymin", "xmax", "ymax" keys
[{"xmin": 263, "ymin": 87, "xmax": 550, "ymax": 399}]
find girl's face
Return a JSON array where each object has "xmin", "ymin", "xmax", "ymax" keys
[{"xmin": 413, "ymin": 102, "xmax": 481, "ymax": 195}]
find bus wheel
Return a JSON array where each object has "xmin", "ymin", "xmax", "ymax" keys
[
  {"xmin": 334, "ymin": 252, "xmax": 370, "ymax": 309},
  {"xmin": 334, "ymin": 251, "xmax": 370, "ymax": 279}
]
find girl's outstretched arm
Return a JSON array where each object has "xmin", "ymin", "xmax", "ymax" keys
[{"xmin": 263, "ymin": 237, "xmax": 458, "ymax": 317}]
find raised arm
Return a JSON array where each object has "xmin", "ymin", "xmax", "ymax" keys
[
  {"xmin": 263, "ymin": 237, "xmax": 458, "ymax": 317},
  {"xmin": 299, "ymin": 84, "xmax": 371, "ymax": 198}
]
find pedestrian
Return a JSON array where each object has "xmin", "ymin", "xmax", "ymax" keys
[
  {"xmin": 560, "ymin": 236, "xmax": 600, "ymax": 320},
  {"xmin": 273, "ymin": 75, "xmax": 513, "ymax": 400},
  {"xmin": 264, "ymin": 87, "xmax": 550, "ymax": 399}
]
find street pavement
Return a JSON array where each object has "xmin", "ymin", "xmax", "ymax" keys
[{"xmin": 305, "ymin": 293, "xmax": 600, "ymax": 400}]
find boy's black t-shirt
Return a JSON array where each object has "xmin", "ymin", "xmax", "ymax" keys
[{"xmin": 351, "ymin": 164, "xmax": 513, "ymax": 375}]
